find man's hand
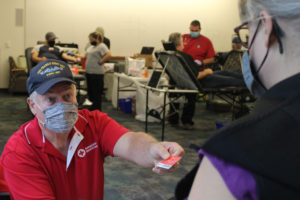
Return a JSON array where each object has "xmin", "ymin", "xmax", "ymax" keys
[
  {"xmin": 204, "ymin": 68, "xmax": 214, "ymax": 75},
  {"xmin": 113, "ymin": 132, "xmax": 184, "ymax": 175},
  {"xmin": 197, "ymin": 68, "xmax": 213, "ymax": 79},
  {"xmin": 150, "ymin": 142, "xmax": 184, "ymax": 175}
]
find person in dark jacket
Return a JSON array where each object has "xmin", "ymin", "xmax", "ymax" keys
[
  {"xmin": 187, "ymin": 0, "xmax": 300, "ymax": 199},
  {"xmin": 167, "ymin": 32, "xmax": 244, "ymax": 130}
]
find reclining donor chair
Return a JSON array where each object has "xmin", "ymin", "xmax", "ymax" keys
[{"xmin": 154, "ymin": 48, "xmax": 250, "ymax": 119}]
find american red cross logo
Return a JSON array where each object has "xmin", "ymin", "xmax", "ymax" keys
[{"xmin": 77, "ymin": 149, "xmax": 86, "ymax": 158}]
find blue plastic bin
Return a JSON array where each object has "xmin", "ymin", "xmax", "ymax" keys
[
  {"xmin": 118, "ymin": 98, "xmax": 132, "ymax": 114},
  {"xmin": 215, "ymin": 121, "xmax": 228, "ymax": 129}
]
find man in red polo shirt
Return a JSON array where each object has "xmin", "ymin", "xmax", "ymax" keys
[
  {"xmin": 182, "ymin": 20, "xmax": 216, "ymax": 67},
  {"xmin": 0, "ymin": 59, "xmax": 184, "ymax": 200}
]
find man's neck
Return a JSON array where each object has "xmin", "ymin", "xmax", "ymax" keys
[{"xmin": 40, "ymin": 124, "xmax": 72, "ymax": 157}]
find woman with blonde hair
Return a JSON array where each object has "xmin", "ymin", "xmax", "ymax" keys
[{"xmin": 78, "ymin": 32, "xmax": 111, "ymax": 110}]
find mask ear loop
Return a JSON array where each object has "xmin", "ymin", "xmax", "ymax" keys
[
  {"xmin": 248, "ymin": 20, "xmax": 262, "ymax": 50},
  {"xmin": 256, "ymin": 19, "xmax": 285, "ymax": 73},
  {"xmin": 247, "ymin": 20, "xmax": 267, "ymax": 90},
  {"xmin": 33, "ymin": 98, "xmax": 47, "ymax": 143},
  {"xmin": 272, "ymin": 19, "xmax": 285, "ymax": 54}
]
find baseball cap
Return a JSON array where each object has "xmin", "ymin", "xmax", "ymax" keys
[
  {"xmin": 45, "ymin": 32, "xmax": 57, "ymax": 40},
  {"xmin": 27, "ymin": 59, "xmax": 75, "ymax": 95},
  {"xmin": 232, "ymin": 37, "xmax": 241, "ymax": 44}
]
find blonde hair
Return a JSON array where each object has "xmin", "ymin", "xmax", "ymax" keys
[
  {"xmin": 95, "ymin": 27, "xmax": 104, "ymax": 36},
  {"xmin": 89, "ymin": 32, "xmax": 103, "ymax": 43}
]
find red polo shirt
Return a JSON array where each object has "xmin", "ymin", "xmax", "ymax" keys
[
  {"xmin": 182, "ymin": 34, "xmax": 216, "ymax": 61},
  {"xmin": 0, "ymin": 164, "xmax": 8, "ymax": 193},
  {"xmin": 1, "ymin": 109, "xmax": 129, "ymax": 200}
]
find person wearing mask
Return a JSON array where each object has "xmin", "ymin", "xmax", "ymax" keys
[
  {"xmin": 85, "ymin": 27, "xmax": 111, "ymax": 51},
  {"xmin": 168, "ymin": 32, "xmax": 245, "ymax": 130},
  {"xmin": 232, "ymin": 36, "xmax": 242, "ymax": 50},
  {"xmin": 182, "ymin": 20, "xmax": 216, "ymax": 68},
  {"xmin": 219, "ymin": 36, "xmax": 244, "ymax": 73},
  {"xmin": 31, "ymin": 32, "xmax": 78, "ymax": 64},
  {"xmin": 77, "ymin": 32, "xmax": 111, "ymax": 111},
  {"xmin": 95, "ymin": 27, "xmax": 110, "ymax": 49},
  {"xmin": 184, "ymin": 0, "xmax": 300, "ymax": 199},
  {"xmin": 0, "ymin": 59, "xmax": 184, "ymax": 200}
]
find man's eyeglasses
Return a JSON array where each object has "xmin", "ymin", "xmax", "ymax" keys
[{"xmin": 234, "ymin": 22, "xmax": 249, "ymax": 48}]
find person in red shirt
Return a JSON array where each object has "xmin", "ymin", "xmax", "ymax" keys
[
  {"xmin": 0, "ymin": 164, "xmax": 9, "ymax": 194},
  {"xmin": 182, "ymin": 20, "xmax": 216, "ymax": 67},
  {"xmin": 0, "ymin": 59, "xmax": 184, "ymax": 200}
]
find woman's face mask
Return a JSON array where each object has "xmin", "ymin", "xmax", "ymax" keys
[
  {"xmin": 35, "ymin": 101, "xmax": 78, "ymax": 133},
  {"xmin": 90, "ymin": 41, "xmax": 97, "ymax": 46},
  {"xmin": 242, "ymin": 51, "xmax": 267, "ymax": 97},
  {"xmin": 241, "ymin": 19, "xmax": 284, "ymax": 98}
]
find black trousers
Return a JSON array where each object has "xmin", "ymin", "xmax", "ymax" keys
[
  {"xmin": 86, "ymin": 73, "xmax": 104, "ymax": 111},
  {"xmin": 168, "ymin": 93, "xmax": 196, "ymax": 125},
  {"xmin": 200, "ymin": 71, "xmax": 245, "ymax": 88}
]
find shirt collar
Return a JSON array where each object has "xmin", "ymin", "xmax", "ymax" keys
[
  {"xmin": 24, "ymin": 111, "xmax": 88, "ymax": 148},
  {"xmin": 255, "ymin": 73, "xmax": 300, "ymax": 111}
]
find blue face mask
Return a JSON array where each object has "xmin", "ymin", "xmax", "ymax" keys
[
  {"xmin": 36, "ymin": 101, "xmax": 78, "ymax": 133},
  {"xmin": 241, "ymin": 19, "xmax": 284, "ymax": 98},
  {"xmin": 190, "ymin": 31, "xmax": 200, "ymax": 38},
  {"xmin": 241, "ymin": 20, "xmax": 268, "ymax": 98},
  {"xmin": 242, "ymin": 52, "xmax": 267, "ymax": 98}
]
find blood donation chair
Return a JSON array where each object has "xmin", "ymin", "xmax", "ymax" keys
[
  {"xmin": 25, "ymin": 43, "xmax": 87, "ymax": 106},
  {"xmin": 155, "ymin": 48, "xmax": 250, "ymax": 120}
]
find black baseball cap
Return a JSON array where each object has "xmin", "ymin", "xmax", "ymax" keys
[{"xmin": 27, "ymin": 59, "xmax": 75, "ymax": 95}]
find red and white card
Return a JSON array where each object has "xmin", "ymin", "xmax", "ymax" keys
[{"xmin": 157, "ymin": 155, "xmax": 182, "ymax": 169}]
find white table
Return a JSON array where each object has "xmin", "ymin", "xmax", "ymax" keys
[{"xmin": 112, "ymin": 72, "xmax": 168, "ymax": 122}]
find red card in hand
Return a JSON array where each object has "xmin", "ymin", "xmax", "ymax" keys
[{"xmin": 157, "ymin": 155, "xmax": 182, "ymax": 169}]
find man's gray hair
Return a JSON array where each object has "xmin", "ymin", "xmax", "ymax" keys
[
  {"xmin": 168, "ymin": 32, "xmax": 182, "ymax": 48},
  {"xmin": 29, "ymin": 84, "xmax": 76, "ymax": 103},
  {"xmin": 29, "ymin": 91, "xmax": 38, "ymax": 102}
]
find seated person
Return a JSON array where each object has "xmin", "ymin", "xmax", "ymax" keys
[
  {"xmin": 232, "ymin": 36, "xmax": 242, "ymax": 50},
  {"xmin": 169, "ymin": 32, "xmax": 245, "ymax": 88},
  {"xmin": 167, "ymin": 33, "xmax": 245, "ymax": 130},
  {"xmin": 220, "ymin": 36, "xmax": 244, "ymax": 73},
  {"xmin": 31, "ymin": 32, "xmax": 78, "ymax": 64}
]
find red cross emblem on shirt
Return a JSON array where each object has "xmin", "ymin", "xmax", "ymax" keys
[{"xmin": 77, "ymin": 149, "xmax": 86, "ymax": 158}]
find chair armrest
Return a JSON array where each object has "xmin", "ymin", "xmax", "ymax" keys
[{"xmin": 11, "ymin": 68, "xmax": 27, "ymax": 72}]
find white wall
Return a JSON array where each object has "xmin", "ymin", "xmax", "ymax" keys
[
  {"xmin": 0, "ymin": 0, "xmax": 241, "ymax": 89},
  {"xmin": 0, "ymin": 0, "xmax": 25, "ymax": 89}
]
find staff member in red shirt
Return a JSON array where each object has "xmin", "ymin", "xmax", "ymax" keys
[
  {"xmin": 182, "ymin": 20, "xmax": 216, "ymax": 67},
  {"xmin": 0, "ymin": 164, "xmax": 8, "ymax": 195},
  {"xmin": 0, "ymin": 59, "xmax": 184, "ymax": 200}
]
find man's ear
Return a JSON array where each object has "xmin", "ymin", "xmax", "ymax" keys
[
  {"xmin": 260, "ymin": 10, "xmax": 276, "ymax": 48},
  {"xmin": 27, "ymin": 97, "xmax": 36, "ymax": 115}
]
